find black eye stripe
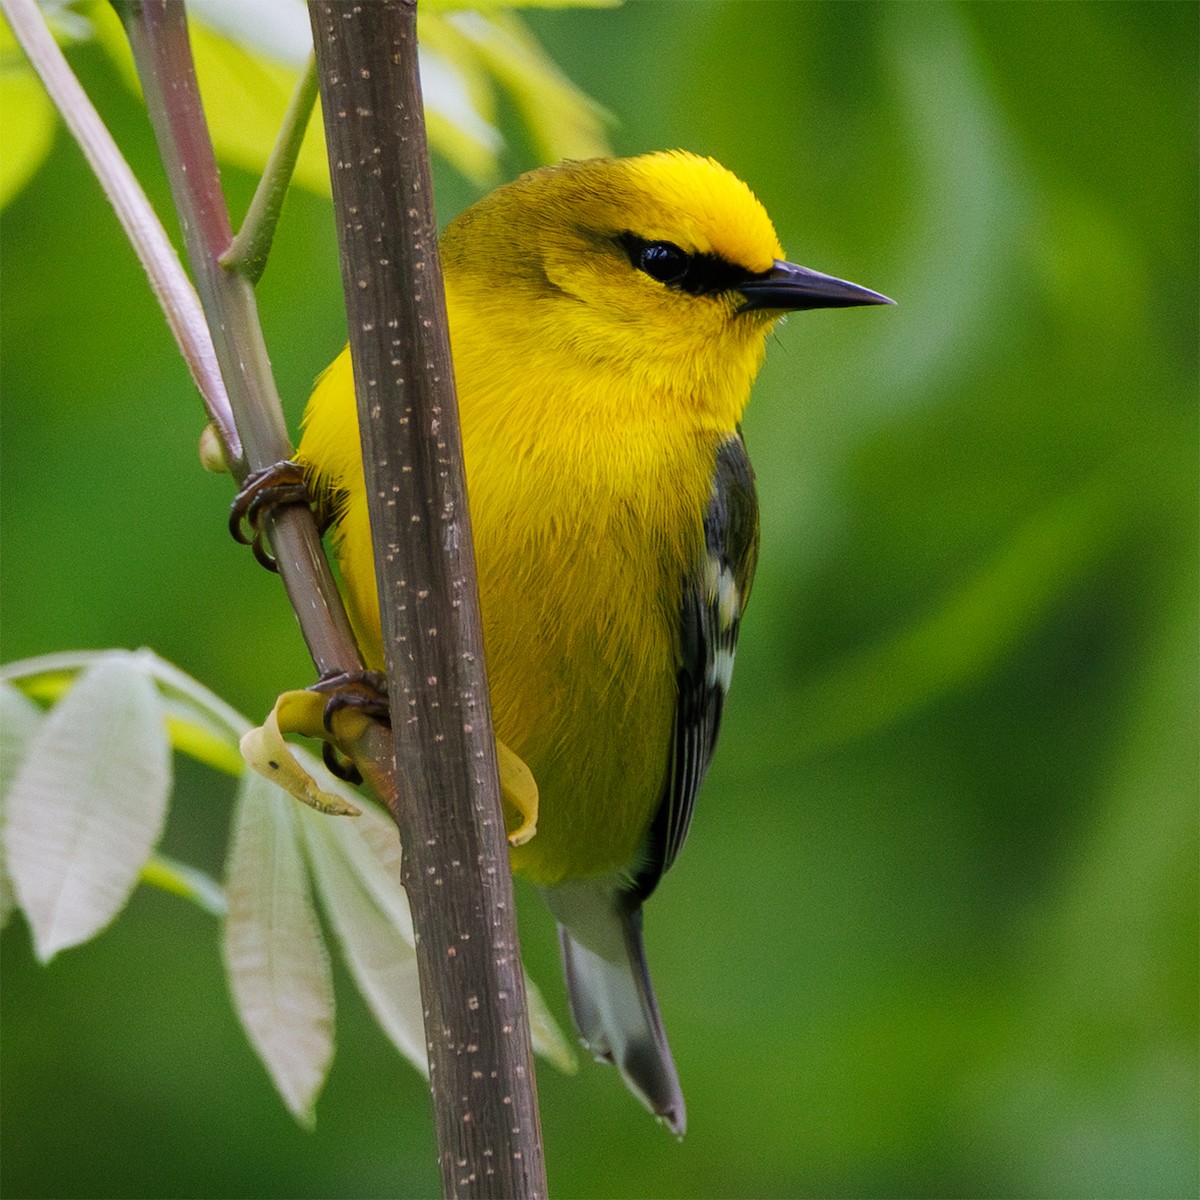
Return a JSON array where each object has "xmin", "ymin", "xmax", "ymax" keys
[{"xmin": 617, "ymin": 233, "xmax": 763, "ymax": 297}]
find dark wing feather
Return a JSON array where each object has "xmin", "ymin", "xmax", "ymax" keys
[{"xmin": 630, "ymin": 434, "xmax": 759, "ymax": 903}]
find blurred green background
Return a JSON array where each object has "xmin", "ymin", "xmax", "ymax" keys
[{"xmin": 2, "ymin": 2, "xmax": 1196, "ymax": 1197}]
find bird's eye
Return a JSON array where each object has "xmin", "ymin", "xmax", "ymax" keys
[
  {"xmin": 617, "ymin": 232, "xmax": 758, "ymax": 297},
  {"xmin": 637, "ymin": 241, "xmax": 691, "ymax": 285}
]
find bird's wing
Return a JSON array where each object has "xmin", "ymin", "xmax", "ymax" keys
[{"xmin": 631, "ymin": 433, "xmax": 760, "ymax": 902}]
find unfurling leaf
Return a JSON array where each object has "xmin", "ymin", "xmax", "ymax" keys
[
  {"xmin": 3, "ymin": 653, "xmax": 171, "ymax": 961},
  {"xmin": 240, "ymin": 690, "xmax": 361, "ymax": 817},
  {"xmin": 498, "ymin": 738, "xmax": 539, "ymax": 846},
  {"xmin": 223, "ymin": 770, "xmax": 334, "ymax": 1126}
]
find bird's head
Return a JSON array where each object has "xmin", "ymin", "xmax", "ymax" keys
[{"xmin": 442, "ymin": 151, "xmax": 891, "ymax": 419}]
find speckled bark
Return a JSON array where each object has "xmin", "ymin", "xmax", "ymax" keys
[{"xmin": 308, "ymin": 3, "xmax": 546, "ymax": 1196}]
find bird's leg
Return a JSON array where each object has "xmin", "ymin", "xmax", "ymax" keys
[
  {"xmin": 229, "ymin": 460, "xmax": 323, "ymax": 571},
  {"xmin": 309, "ymin": 669, "xmax": 391, "ymax": 783},
  {"xmin": 232, "ymin": 467, "xmax": 378, "ymax": 781}
]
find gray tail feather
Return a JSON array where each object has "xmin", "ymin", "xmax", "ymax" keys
[{"xmin": 557, "ymin": 906, "xmax": 686, "ymax": 1136}]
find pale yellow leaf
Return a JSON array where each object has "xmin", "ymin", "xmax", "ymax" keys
[
  {"xmin": 0, "ymin": 683, "xmax": 45, "ymax": 930},
  {"xmin": 223, "ymin": 770, "xmax": 334, "ymax": 1126},
  {"xmin": 3, "ymin": 653, "xmax": 171, "ymax": 961},
  {"xmin": 300, "ymin": 804, "xmax": 427, "ymax": 1072}
]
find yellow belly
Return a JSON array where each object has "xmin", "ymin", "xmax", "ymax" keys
[
  {"xmin": 475, "ymin": 496, "xmax": 681, "ymax": 884},
  {"xmin": 329, "ymin": 462, "xmax": 693, "ymax": 885},
  {"xmin": 302, "ymin": 339, "xmax": 721, "ymax": 886}
]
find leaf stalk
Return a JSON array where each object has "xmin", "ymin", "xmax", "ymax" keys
[{"xmin": 221, "ymin": 54, "xmax": 320, "ymax": 285}]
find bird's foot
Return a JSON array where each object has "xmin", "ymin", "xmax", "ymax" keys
[
  {"xmin": 309, "ymin": 670, "xmax": 391, "ymax": 783},
  {"xmin": 229, "ymin": 460, "xmax": 313, "ymax": 571}
]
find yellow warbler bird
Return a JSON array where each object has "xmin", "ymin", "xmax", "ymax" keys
[{"xmin": 298, "ymin": 151, "xmax": 891, "ymax": 1134}]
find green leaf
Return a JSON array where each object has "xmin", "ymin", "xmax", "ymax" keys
[
  {"xmin": 416, "ymin": 24, "xmax": 505, "ymax": 185},
  {"xmin": 443, "ymin": 11, "xmax": 611, "ymax": 165},
  {"xmin": 187, "ymin": 19, "xmax": 333, "ymax": 199},
  {"xmin": 425, "ymin": 0, "xmax": 620, "ymax": 9},
  {"xmin": 3, "ymin": 652, "xmax": 171, "ymax": 961},
  {"xmin": 222, "ymin": 769, "xmax": 334, "ymax": 1127},
  {"xmin": 140, "ymin": 852, "xmax": 227, "ymax": 917},
  {"xmin": 0, "ymin": 15, "xmax": 58, "ymax": 210},
  {"xmin": 88, "ymin": 0, "xmax": 608, "ymax": 193}
]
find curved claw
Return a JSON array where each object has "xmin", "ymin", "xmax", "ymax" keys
[
  {"xmin": 311, "ymin": 669, "xmax": 391, "ymax": 733},
  {"xmin": 323, "ymin": 739, "xmax": 364, "ymax": 784},
  {"xmin": 229, "ymin": 461, "xmax": 311, "ymax": 572}
]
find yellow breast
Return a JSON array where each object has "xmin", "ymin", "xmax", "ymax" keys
[{"xmin": 304, "ymin": 333, "xmax": 723, "ymax": 883}]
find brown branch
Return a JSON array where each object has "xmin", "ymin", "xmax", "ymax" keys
[
  {"xmin": 307, "ymin": 3, "xmax": 546, "ymax": 1197},
  {"xmin": 118, "ymin": 0, "xmax": 363, "ymax": 681}
]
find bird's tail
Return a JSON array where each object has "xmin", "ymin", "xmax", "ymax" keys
[{"xmin": 551, "ymin": 889, "xmax": 686, "ymax": 1135}]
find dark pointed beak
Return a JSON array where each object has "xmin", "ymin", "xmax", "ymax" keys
[{"xmin": 737, "ymin": 259, "xmax": 895, "ymax": 313}]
